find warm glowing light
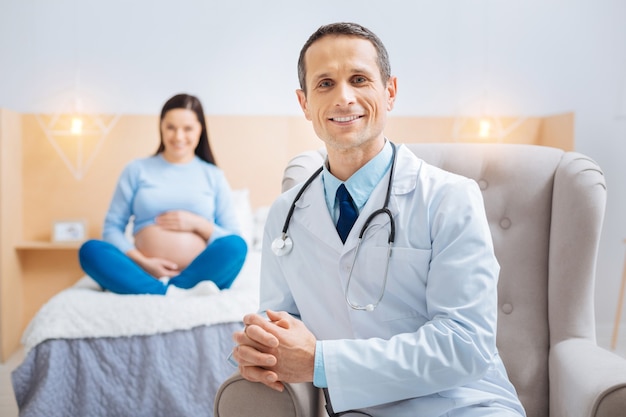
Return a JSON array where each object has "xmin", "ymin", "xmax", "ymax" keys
[
  {"xmin": 70, "ymin": 117, "xmax": 83, "ymax": 135},
  {"xmin": 478, "ymin": 119, "xmax": 491, "ymax": 138}
]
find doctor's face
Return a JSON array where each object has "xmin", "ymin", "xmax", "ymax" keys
[{"xmin": 296, "ymin": 35, "xmax": 397, "ymax": 152}]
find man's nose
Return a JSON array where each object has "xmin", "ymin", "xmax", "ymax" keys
[{"xmin": 334, "ymin": 82, "xmax": 356, "ymax": 106}]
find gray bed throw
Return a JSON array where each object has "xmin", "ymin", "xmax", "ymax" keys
[{"xmin": 12, "ymin": 323, "xmax": 242, "ymax": 417}]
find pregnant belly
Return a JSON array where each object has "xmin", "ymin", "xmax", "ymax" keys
[{"xmin": 134, "ymin": 225, "xmax": 206, "ymax": 269}]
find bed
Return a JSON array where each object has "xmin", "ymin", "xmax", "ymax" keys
[{"xmin": 11, "ymin": 190, "xmax": 265, "ymax": 417}]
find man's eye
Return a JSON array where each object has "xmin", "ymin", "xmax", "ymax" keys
[
  {"xmin": 319, "ymin": 80, "xmax": 333, "ymax": 88},
  {"xmin": 353, "ymin": 76, "xmax": 367, "ymax": 84}
]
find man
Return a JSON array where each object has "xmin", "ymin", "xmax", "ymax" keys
[{"xmin": 232, "ymin": 22, "xmax": 526, "ymax": 416}]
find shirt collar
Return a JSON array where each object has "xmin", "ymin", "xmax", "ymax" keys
[{"xmin": 322, "ymin": 141, "xmax": 393, "ymax": 220}]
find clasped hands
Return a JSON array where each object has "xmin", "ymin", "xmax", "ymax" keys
[{"xmin": 232, "ymin": 310, "xmax": 317, "ymax": 392}]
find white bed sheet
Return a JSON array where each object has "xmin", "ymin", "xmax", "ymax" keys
[{"xmin": 21, "ymin": 249, "xmax": 261, "ymax": 353}]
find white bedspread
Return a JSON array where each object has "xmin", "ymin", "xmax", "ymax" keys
[{"xmin": 21, "ymin": 250, "xmax": 261, "ymax": 353}]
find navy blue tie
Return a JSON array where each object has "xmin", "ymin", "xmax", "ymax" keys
[{"xmin": 336, "ymin": 184, "xmax": 358, "ymax": 243}]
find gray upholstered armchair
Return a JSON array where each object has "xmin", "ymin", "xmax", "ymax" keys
[{"xmin": 215, "ymin": 143, "xmax": 626, "ymax": 417}]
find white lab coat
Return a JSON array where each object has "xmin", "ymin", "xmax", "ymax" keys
[{"xmin": 259, "ymin": 145, "xmax": 526, "ymax": 417}]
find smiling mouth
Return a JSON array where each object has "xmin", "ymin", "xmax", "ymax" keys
[{"xmin": 330, "ymin": 115, "xmax": 362, "ymax": 122}]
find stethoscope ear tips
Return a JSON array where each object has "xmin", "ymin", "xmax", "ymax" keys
[{"xmin": 272, "ymin": 236, "xmax": 293, "ymax": 256}]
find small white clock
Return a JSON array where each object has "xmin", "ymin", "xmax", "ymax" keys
[{"xmin": 52, "ymin": 220, "xmax": 87, "ymax": 242}]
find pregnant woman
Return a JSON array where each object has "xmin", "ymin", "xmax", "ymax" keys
[{"xmin": 78, "ymin": 93, "xmax": 247, "ymax": 295}]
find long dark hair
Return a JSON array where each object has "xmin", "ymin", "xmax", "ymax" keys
[{"xmin": 155, "ymin": 93, "xmax": 216, "ymax": 165}]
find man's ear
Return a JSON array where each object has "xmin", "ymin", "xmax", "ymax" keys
[
  {"xmin": 296, "ymin": 89, "xmax": 312, "ymax": 121},
  {"xmin": 386, "ymin": 76, "xmax": 398, "ymax": 111}
]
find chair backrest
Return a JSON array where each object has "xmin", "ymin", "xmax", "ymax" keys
[{"xmin": 282, "ymin": 143, "xmax": 607, "ymax": 417}]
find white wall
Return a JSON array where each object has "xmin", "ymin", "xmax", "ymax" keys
[{"xmin": 1, "ymin": 0, "xmax": 625, "ymax": 330}]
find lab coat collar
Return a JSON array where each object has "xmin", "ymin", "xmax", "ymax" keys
[{"xmin": 292, "ymin": 144, "xmax": 421, "ymax": 253}]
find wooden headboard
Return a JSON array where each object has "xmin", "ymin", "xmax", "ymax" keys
[{"xmin": 20, "ymin": 112, "xmax": 573, "ymax": 241}]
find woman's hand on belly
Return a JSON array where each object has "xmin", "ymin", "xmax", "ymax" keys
[
  {"xmin": 155, "ymin": 210, "xmax": 214, "ymax": 241},
  {"xmin": 127, "ymin": 250, "xmax": 180, "ymax": 278}
]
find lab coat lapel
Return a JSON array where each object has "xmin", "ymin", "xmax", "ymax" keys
[
  {"xmin": 342, "ymin": 144, "xmax": 419, "ymax": 251},
  {"xmin": 292, "ymin": 177, "xmax": 345, "ymax": 251}
]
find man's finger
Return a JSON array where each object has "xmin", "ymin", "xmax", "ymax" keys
[
  {"xmin": 245, "ymin": 324, "xmax": 279, "ymax": 348},
  {"xmin": 238, "ymin": 365, "xmax": 285, "ymax": 392},
  {"xmin": 232, "ymin": 330, "xmax": 272, "ymax": 353},
  {"xmin": 266, "ymin": 310, "xmax": 292, "ymax": 329},
  {"xmin": 242, "ymin": 315, "xmax": 281, "ymax": 346},
  {"xmin": 232, "ymin": 344, "xmax": 277, "ymax": 367}
]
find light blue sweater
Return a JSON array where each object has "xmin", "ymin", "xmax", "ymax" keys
[{"xmin": 103, "ymin": 154, "xmax": 241, "ymax": 253}]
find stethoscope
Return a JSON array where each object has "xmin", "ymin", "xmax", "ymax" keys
[{"xmin": 271, "ymin": 142, "xmax": 397, "ymax": 312}]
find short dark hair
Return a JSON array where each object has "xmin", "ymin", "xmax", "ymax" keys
[
  {"xmin": 297, "ymin": 22, "xmax": 391, "ymax": 94},
  {"xmin": 156, "ymin": 93, "xmax": 216, "ymax": 165}
]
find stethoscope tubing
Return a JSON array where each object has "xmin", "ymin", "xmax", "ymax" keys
[
  {"xmin": 273, "ymin": 142, "xmax": 398, "ymax": 312},
  {"xmin": 279, "ymin": 166, "xmax": 323, "ymax": 236}
]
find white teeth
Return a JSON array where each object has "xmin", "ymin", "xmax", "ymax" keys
[{"xmin": 333, "ymin": 115, "xmax": 360, "ymax": 122}]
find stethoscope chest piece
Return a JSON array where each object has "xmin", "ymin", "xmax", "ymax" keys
[{"xmin": 272, "ymin": 234, "xmax": 293, "ymax": 256}]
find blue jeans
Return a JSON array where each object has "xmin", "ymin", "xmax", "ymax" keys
[{"xmin": 78, "ymin": 235, "xmax": 247, "ymax": 295}]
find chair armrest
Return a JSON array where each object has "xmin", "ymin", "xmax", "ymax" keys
[
  {"xmin": 214, "ymin": 372, "xmax": 322, "ymax": 417},
  {"xmin": 550, "ymin": 339, "xmax": 626, "ymax": 417}
]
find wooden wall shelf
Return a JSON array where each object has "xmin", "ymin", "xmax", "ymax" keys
[{"xmin": 15, "ymin": 241, "xmax": 83, "ymax": 250}]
